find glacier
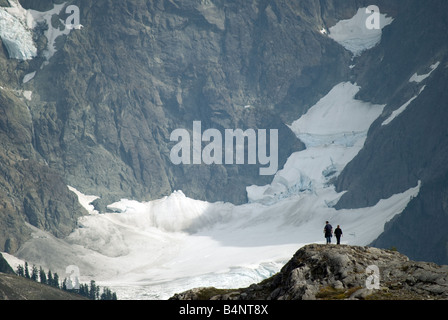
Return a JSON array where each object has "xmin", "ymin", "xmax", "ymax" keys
[
  {"xmin": 0, "ymin": 4, "xmax": 37, "ymax": 60},
  {"xmin": 0, "ymin": 0, "xmax": 80, "ymax": 62},
  {"xmin": 2, "ymin": 7, "xmax": 420, "ymax": 300},
  {"xmin": 4, "ymin": 80, "xmax": 420, "ymax": 300}
]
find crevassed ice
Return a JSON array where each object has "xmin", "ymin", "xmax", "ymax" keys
[
  {"xmin": 0, "ymin": 9, "xmax": 37, "ymax": 60},
  {"xmin": 381, "ymin": 61, "xmax": 439, "ymax": 126},
  {"xmin": 3, "ymin": 5, "xmax": 423, "ymax": 300},
  {"xmin": 1, "ymin": 0, "xmax": 78, "ymax": 61}
]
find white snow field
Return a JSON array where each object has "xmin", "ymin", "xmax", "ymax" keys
[{"xmin": 2, "ymin": 7, "xmax": 420, "ymax": 300}]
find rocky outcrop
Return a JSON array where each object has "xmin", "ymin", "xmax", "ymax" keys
[{"xmin": 170, "ymin": 244, "xmax": 448, "ymax": 300}]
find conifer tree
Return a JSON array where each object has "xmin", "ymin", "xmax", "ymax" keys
[
  {"xmin": 79, "ymin": 283, "xmax": 88, "ymax": 297},
  {"xmin": 31, "ymin": 265, "xmax": 38, "ymax": 282}
]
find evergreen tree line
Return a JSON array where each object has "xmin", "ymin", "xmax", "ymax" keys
[{"xmin": 16, "ymin": 261, "xmax": 117, "ymax": 300}]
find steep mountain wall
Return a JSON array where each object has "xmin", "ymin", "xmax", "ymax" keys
[
  {"xmin": 28, "ymin": 0, "xmax": 354, "ymax": 208},
  {"xmin": 0, "ymin": 0, "xmax": 360, "ymax": 252}
]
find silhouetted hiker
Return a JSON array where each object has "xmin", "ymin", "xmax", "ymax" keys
[
  {"xmin": 324, "ymin": 221, "xmax": 333, "ymax": 244},
  {"xmin": 334, "ymin": 225, "xmax": 343, "ymax": 245}
]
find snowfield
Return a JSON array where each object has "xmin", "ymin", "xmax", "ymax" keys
[{"xmin": 2, "ymin": 7, "xmax": 419, "ymax": 300}]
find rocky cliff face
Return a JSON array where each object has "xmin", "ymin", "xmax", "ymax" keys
[{"xmin": 170, "ymin": 244, "xmax": 448, "ymax": 300}]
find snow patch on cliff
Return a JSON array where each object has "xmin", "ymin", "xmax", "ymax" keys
[
  {"xmin": 0, "ymin": 2, "xmax": 37, "ymax": 60},
  {"xmin": 328, "ymin": 7, "xmax": 394, "ymax": 56}
]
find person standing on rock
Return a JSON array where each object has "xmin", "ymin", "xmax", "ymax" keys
[
  {"xmin": 324, "ymin": 221, "xmax": 333, "ymax": 244},
  {"xmin": 334, "ymin": 225, "xmax": 343, "ymax": 245}
]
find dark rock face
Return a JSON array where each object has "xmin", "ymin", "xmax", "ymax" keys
[
  {"xmin": 332, "ymin": 0, "xmax": 448, "ymax": 264},
  {"xmin": 170, "ymin": 244, "xmax": 448, "ymax": 300},
  {"xmin": 336, "ymin": 1, "xmax": 448, "ymax": 209}
]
